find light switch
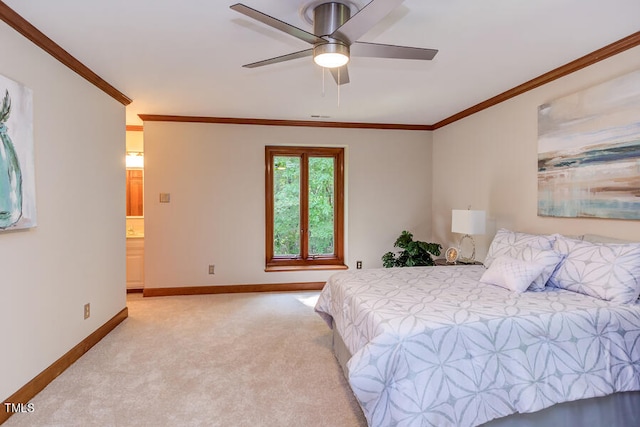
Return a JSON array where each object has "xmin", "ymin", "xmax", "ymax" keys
[{"xmin": 159, "ymin": 193, "xmax": 170, "ymax": 203}]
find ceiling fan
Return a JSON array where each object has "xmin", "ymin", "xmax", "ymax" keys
[{"xmin": 230, "ymin": 0, "xmax": 438, "ymax": 85}]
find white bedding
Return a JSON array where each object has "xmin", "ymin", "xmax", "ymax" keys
[{"xmin": 314, "ymin": 266, "xmax": 640, "ymax": 427}]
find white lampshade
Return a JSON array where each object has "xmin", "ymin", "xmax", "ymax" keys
[{"xmin": 452, "ymin": 210, "xmax": 486, "ymax": 235}]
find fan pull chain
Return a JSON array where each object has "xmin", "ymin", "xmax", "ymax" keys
[
  {"xmin": 337, "ymin": 68, "xmax": 340, "ymax": 107},
  {"xmin": 322, "ymin": 67, "xmax": 326, "ymax": 97}
]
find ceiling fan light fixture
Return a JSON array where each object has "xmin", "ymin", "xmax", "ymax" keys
[{"xmin": 313, "ymin": 43, "xmax": 349, "ymax": 68}]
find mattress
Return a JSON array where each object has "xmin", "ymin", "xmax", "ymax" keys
[{"xmin": 315, "ymin": 266, "xmax": 640, "ymax": 427}]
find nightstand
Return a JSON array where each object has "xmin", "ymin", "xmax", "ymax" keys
[{"xmin": 435, "ymin": 259, "xmax": 483, "ymax": 266}]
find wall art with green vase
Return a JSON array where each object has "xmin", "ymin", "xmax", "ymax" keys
[{"xmin": 0, "ymin": 74, "xmax": 35, "ymax": 231}]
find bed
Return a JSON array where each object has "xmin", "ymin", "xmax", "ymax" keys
[{"xmin": 314, "ymin": 230, "xmax": 640, "ymax": 426}]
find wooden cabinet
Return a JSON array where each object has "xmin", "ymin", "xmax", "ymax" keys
[
  {"xmin": 126, "ymin": 170, "xmax": 143, "ymax": 217},
  {"xmin": 126, "ymin": 238, "xmax": 144, "ymax": 289}
]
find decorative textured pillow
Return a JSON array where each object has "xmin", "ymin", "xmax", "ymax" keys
[
  {"xmin": 480, "ymin": 255, "xmax": 546, "ymax": 293},
  {"xmin": 512, "ymin": 246, "xmax": 565, "ymax": 291},
  {"xmin": 549, "ymin": 235, "xmax": 640, "ymax": 304},
  {"xmin": 484, "ymin": 228, "xmax": 556, "ymax": 268}
]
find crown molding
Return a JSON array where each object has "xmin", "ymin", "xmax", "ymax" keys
[
  {"xmin": 0, "ymin": 1, "xmax": 132, "ymax": 106},
  {"xmin": 432, "ymin": 31, "xmax": 640, "ymax": 129},
  {"xmin": 138, "ymin": 114, "xmax": 434, "ymax": 131},
  {"xmin": 140, "ymin": 32, "xmax": 639, "ymax": 131}
]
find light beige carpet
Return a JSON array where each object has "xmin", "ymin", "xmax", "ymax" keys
[{"xmin": 4, "ymin": 292, "xmax": 367, "ymax": 427}]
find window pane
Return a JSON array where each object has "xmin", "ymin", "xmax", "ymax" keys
[
  {"xmin": 308, "ymin": 157, "xmax": 334, "ymax": 255},
  {"xmin": 273, "ymin": 156, "xmax": 300, "ymax": 256}
]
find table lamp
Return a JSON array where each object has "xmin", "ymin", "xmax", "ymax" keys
[{"xmin": 452, "ymin": 209, "xmax": 486, "ymax": 263}]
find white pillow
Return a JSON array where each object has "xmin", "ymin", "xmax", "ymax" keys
[
  {"xmin": 549, "ymin": 235, "xmax": 640, "ymax": 304},
  {"xmin": 484, "ymin": 229, "xmax": 556, "ymax": 268},
  {"xmin": 513, "ymin": 246, "xmax": 565, "ymax": 291},
  {"xmin": 480, "ymin": 255, "xmax": 546, "ymax": 293}
]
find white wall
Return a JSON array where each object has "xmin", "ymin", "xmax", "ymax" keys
[
  {"xmin": 0, "ymin": 23, "xmax": 126, "ymax": 401},
  {"xmin": 432, "ymin": 46, "xmax": 640, "ymax": 261},
  {"xmin": 143, "ymin": 122, "xmax": 432, "ymax": 288}
]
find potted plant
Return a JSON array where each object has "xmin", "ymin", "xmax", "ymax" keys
[{"xmin": 382, "ymin": 230, "xmax": 442, "ymax": 267}]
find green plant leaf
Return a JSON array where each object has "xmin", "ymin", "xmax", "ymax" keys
[
  {"xmin": 394, "ymin": 230, "xmax": 413, "ymax": 249},
  {"xmin": 0, "ymin": 90, "xmax": 10, "ymax": 123},
  {"xmin": 382, "ymin": 252, "xmax": 396, "ymax": 268},
  {"xmin": 382, "ymin": 231, "xmax": 441, "ymax": 268}
]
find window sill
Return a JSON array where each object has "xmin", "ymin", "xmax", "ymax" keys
[{"xmin": 265, "ymin": 264, "xmax": 348, "ymax": 272}]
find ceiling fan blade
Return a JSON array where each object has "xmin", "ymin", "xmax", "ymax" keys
[
  {"xmin": 329, "ymin": 66, "xmax": 350, "ymax": 85},
  {"xmin": 242, "ymin": 48, "xmax": 314, "ymax": 68},
  {"xmin": 331, "ymin": 0, "xmax": 405, "ymax": 45},
  {"xmin": 230, "ymin": 3, "xmax": 326, "ymax": 45},
  {"xmin": 351, "ymin": 41, "xmax": 438, "ymax": 60}
]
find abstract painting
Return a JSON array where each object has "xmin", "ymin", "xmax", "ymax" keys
[
  {"xmin": 538, "ymin": 70, "xmax": 640, "ymax": 220},
  {"xmin": 0, "ymin": 74, "xmax": 36, "ymax": 230}
]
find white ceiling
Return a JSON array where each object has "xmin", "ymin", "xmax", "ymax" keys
[{"xmin": 4, "ymin": 0, "xmax": 639, "ymax": 126}]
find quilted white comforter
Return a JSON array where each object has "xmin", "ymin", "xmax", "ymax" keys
[{"xmin": 314, "ymin": 266, "xmax": 640, "ymax": 427}]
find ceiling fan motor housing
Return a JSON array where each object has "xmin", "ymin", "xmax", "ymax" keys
[
  {"xmin": 313, "ymin": 2, "xmax": 351, "ymax": 37},
  {"xmin": 313, "ymin": 2, "xmax": 352, "ymax": 67}
]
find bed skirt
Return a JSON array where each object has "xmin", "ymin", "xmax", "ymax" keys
[{"xmin": 331, "ymin": 320, "xmax": 351, "ymax": 379}]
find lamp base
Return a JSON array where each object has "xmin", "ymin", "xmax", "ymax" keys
[{"xmin": 458, "ymin": 234, "xmax": 476, "ymax": 263}]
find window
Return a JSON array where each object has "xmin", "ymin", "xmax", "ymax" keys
[{"xmin": 265, "ymin": 146, "xmax": 345, "ymax": 271}]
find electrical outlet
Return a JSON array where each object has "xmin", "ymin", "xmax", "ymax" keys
[
  {"xmin": 356, "ymin": 261, "xmax": 362, "ymax": 269},
  {"xmin": 84, "ymin": 303, "xmax": 90, "ymax": 320},
  {"xmin": 208, "ymin": 265, "xmax": 215, "ymax": 274}
]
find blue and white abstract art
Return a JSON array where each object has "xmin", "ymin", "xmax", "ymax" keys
[{"xmin": 538, "ymin": 70, "xmax": 640, "ymax": 220}]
